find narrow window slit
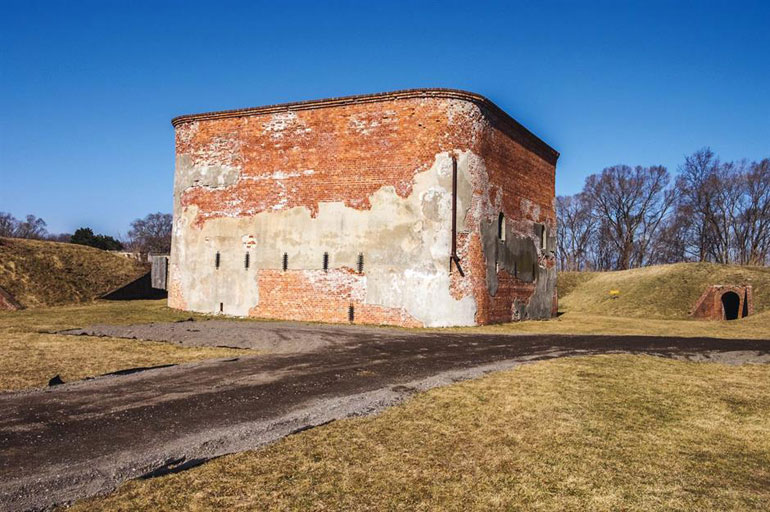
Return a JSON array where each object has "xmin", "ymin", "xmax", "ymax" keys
[
  {"xmin": 323, "ymin": 252, "xmax": 329, "ymax": 272},
  {"xmin": 244, "ymin": 252, "xmax": 250, "ymax": 269},
  {"xmin": 348, "ymin": 304, "xmax": 355, "ymax": 322},
  {"xmin": 357, "ymin": 253, "xmax": 364, "ymax": 273},
  {"xmin": 282, "ymin": 252, "xmax": 288, "ymax": 271},
  {"xmin": 215, "ymin": 251, "xmax": 220, "ymax": 269}
]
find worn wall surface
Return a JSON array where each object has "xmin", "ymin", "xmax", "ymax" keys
[
  {"xmin": 691, "ymin": 285, "xmax": 753, "ymax": 320},
  {"xmin": 169, "ymin": 89, "xmax": 557, "ymax": 327},
  {"xmin": 475, "ymin": 109, "xmax": 558, "ymax": 323}
]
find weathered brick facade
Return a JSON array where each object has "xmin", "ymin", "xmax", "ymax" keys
[
  {"xmin": 169, "ymin": 89, "xmax": 558, "ymax": 327},
  {"xmin": 691, "ymin": 285, "xmax": 753, "ymax": 320}
]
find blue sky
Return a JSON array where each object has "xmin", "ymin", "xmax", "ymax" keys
[{"xmin": 1, "ymin": 0, "xmax": 768, "ymax": 237}]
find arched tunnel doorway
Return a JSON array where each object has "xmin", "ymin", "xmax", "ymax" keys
[{"xmin": 721, "ymin": 291, "xmax": 741, "ymax": 320}]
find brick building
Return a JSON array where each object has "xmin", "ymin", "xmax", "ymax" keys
[{"xmin": 168, "ymin": 89, "xmax": 559, "ymax": 327}]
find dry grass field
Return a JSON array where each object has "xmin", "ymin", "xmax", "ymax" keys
[
  {"xmin": 0, "ymin": 237, "xmax": 147, "ymax": 308},
  {"xmin": 474, "ymin": 262, "xmax": 770, "ymax": 339},
  {"xmin": 3, "ymin": 260, "xmax": 769, "ymax": 391},
  {"xmin": 472, "ymin": 310, "xmax": 770, "ymax": 339},
  {"xmin": 557, "ymin": 263, "xmax": 770, "ymax": 319},
  {"xmin": 1, "ymin": 258, "xmax": 767, "ymax": 509},
  {"xmin": 0, "ymin": 300, "xmax": 242, "ymax": 391},
  {"xmin": 71, "ymin": 354, "xmax": 770, "ymax": 511}
]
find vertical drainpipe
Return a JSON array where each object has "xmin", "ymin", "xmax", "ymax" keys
[{"xmin": 450, "ymin": 155, "xmax": 460, "ymax": 273}]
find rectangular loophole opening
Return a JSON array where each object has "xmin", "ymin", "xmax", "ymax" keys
[
  {"xmin": 348, "ymin": 304, "xmax": 355, "ymax": 322},
  {"xmin": 219, "ymin": 302, "xmax": 223, "ymax": 313},
  {"xmin": 357, "ymin": 253, "xmax": 364, "ymax": 273},
  {"xmin": 323, "ymin": 252, "xmax": 329, "ymax": 272},
  {"xmin": 215, "ymin": 251, "xmax": 220, "ymax": 269},
  {"xmin": 244, "ymin": 252, "xmax": 250, "ymax": 270},
  {"xmin": 282, "ymin": 253, "xmax": 288, "ymax": 272}
]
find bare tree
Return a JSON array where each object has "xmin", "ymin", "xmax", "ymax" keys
[
  {"xmin": 705, "ymin": 161, "xmax": 745, "ymax": 263},
  {"xmin": 128, "ymin": 212, "xmax": 173, "ymax": 253},
  {"xmin": 13, "ymin": 215, "xmax": 48, "ymax": 239},
  {"xmin": 556, "ymin": 194, "xmax": 594, "ymax": 271},
  {"xmin": 735, "ymin": 159, "xmax": 770, "ymax": 265},
  {"xmin": 647, "ymin": 213, "xmax": 691, "ymax": 265},
  {"xmin": 582, "ymin": 165, "xmax": 674, "ymax": 269},
  {"xmin": 675, "ymin": 148, "xmax": 721, "ymax": 261},
  {"xmin": 0, "ymin": 212, "xmax": 17, "ymax": 237}
]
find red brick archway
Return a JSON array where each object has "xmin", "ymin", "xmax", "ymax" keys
[{"xmin": 691, "ymin": 285, "xmax": 753, "ymax": 321}]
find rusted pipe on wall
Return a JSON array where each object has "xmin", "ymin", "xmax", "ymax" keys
[{"xmin": 450, "ymin": 156, "xmax": 463, "ymax": 276}]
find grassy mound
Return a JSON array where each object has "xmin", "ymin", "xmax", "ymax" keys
[
  {"xmin": 0, "ymin": 237, "xmax": 147, "ymax": 308},
  {"xmin": 558, "ymin": 263, "xmax": 770, "ymax": 319}
]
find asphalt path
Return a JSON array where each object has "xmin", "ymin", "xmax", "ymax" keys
[{"xmin": 1, "ymin": 328, "xmax": 768, "ymax": 511}]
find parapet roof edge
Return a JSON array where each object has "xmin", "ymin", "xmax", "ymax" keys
[{"xmin": 171, "ymin": 88, "xmax": 559, "ymax": 163}]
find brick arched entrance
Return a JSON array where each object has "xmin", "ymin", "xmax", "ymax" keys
[
  {"xmin": 721, "ymin": 291, "xmax": 740, "ymax": 320},
  {"xmin": 691, "ymin": 285, "xmax": 753, "ymax": 321}
]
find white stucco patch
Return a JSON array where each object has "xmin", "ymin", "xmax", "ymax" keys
[{"xmin": 170, "ymin": 151, "xmax": 479, "ymax": 326}]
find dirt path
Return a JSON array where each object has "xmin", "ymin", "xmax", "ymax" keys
[{"xmin": 1, "ymin": 325, "xmax": 768, "ymax": 511}]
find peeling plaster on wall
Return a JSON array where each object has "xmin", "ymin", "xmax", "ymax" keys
[
  {"xmin": 170, "ymin": 153, "xmax": 478, "ymax": 326},
  {"xmin": 169, "ymin": 91, "xmax": 558, "ymax": 327},
  {"xmin": 458, "ymin": 114, "xmax": 557, "ymax": 322},
  {"xmin": 348, "ymin": 110, "xmax": 397, "ymax": 135},
  {"xmin": 519, "ymin": 198, "xmax": 542, "ymax": 223},
  {"xmin": 262, "ymin": 112, "xmax": 312, "ymax": 140},
  {"xmin": 176, "ymin": 98, "xmax": 484, "ymax": 226},
  {"xmin": 175, "ymin": 155, "xmax": 242, "ymax": 190},
  {"xmin": 305, "ymin": 269, "xmax": 367, "ymax": 302},
  {"xmin": 478, "ymin": 218, "xmax": 555, "ymax": 320}
]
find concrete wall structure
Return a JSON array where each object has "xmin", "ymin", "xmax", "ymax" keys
[{"xmin": 169, "ymin": 89, "xmax": 558, "ymax": 327}]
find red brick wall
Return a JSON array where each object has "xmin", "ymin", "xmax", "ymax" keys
[
  {"xmin": 171, "ymin": 90, "xmax": 557, "ymax": 326},
  {"xmin": 691, "ymin": 285, "xmax": 753, "ymax": 320},
  {"xmin": 176, "ymin": 97, "xmax": 479, "ymax": 226},
  {"xmin": 473, "ymin": 112, "xmax": 558, "ymax": 324},
  {"xmin": 249, "ymin": 269, "xmax": 421, "ymax": 327}
]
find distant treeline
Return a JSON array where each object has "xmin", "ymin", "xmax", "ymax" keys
[
  {"xmin": 558, "ymin": 148, "xmax": 770, "ymax": 270},
  {"xmin": 0, "ymin": 212, "xmax": 172, "ymax": 254}
]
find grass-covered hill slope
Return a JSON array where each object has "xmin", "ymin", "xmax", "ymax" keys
[
  {"xmin": 558, "ymin": 263, "xmax": 770, "ymax": 319},
  {"xmin": 0, "ymin": 237, "xmax": 147, "ymax": 308}
]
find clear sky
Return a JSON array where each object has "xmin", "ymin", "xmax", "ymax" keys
[{"xmin": 1, "ymin": 0, "xmax": 768, "ymax": 237}]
